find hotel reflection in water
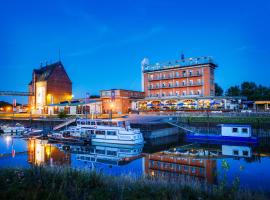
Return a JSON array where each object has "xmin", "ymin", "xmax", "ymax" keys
[
  {"xmin": 28, "ymin": 139, "xmax": 71, "ymax": 166},
  {"xmin": 27, "ymin": 139, "xmax": 256, "ymax": 185}
]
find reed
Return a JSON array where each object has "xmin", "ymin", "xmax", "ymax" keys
[{"xmin": 0, "ymin": 166, "xmax": 268, "ymax": 200}]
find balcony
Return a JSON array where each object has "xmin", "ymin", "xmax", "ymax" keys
[
  {"xmin": 148, "ymin": 82, "xmax": 203, "ymax": 90},
  {"xmin": 148, "ymin": 73, "xmax": 202, "ymax": 81}
]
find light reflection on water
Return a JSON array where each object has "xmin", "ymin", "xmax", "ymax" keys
[{"xmin": 0, "ymin": 135, "xmax": 270, "ymax": 191}]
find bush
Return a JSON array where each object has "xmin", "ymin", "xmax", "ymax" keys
[{"xmin": 58, "ymin": 110, "xmax": 67, "ymax": 119}]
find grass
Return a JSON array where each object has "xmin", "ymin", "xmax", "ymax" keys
[
  {"xmin": 0, "ymin": 167, "xmax": 268, "ymax": 200},
  {"xmin": 180, "ymin": 116, "xmax": 270, "ymax": 125}
]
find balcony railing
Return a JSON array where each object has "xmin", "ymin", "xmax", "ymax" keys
[
  {"xmin": 148, "ymin": 82, "xmax": 203, "ymax": 90},
  {"xmin": 148, "ymin": 73, "xmax": 202, "ymax": 81}
]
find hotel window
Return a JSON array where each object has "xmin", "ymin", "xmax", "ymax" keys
[
  {"xmin": 182, "ymin": 91, "xmax": 186, "ymax": 96},
  {"xmin": 162, "ymin": 73, "xmax": 166, "ymax": 79},
  {"xmin": 169, "ymin": 91, "xmax": 173, "ymax": 96},
  {"xmin": 176, "ymin": 91, "xmax": 179, "ymax": 96},
  {"xmin": 169, "ymin": 72, "xmax": 173, "ymax": 78},
  {"xmin": 197, "ymin": 90, "xmax": 201, "ymax": 95},
  {"xmin": 175, "ymin": 72, "xmax": 179, "ymax": 77},
  {"xmin": 162, "ymin": 93, "xmax": 165, "ymax": 97},
  {"xmin": 190, "ymin": 90, "xmax": 193, "ymax": 95},
  {"xmin": 156, "ymin": 83, "xmax": 159, "ymax": 88},
  {"xmin": 189, "ymin": 70, "xmax": 193, "ymax": 76},
  {"xmin": 182, "ymin": 81, "xmax": 186, "ymax": 86},
  {"xmin": 169, "ymin": 82, "xmax": 172, "ymax": 87},
  {"xmin": 156, "ymin": 93, "xmax": 159, "ymax": 97},
  {"xmin": 197, "ymin": 79, "xmax": 201, "ymax": 84},
  {"xmin": 150, "ymin": 74, "xmax": 153, "ymax": 80},
  {"xmin": 182, "ymin": 70, "xmax": 186, "ymax": 77},
  {"xmin": 162, "ymin": 83, "xmax": 166, "ymax": 88},
  {"xmin": 189, "ymin": 80, "xmax": 193, "ymax": 85},
  {"xmin": 197, "ymin": 70, "xmax": 201, "ymax": 75}
]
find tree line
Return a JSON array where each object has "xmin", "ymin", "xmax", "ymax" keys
[{"xmin": 215, "ymin": 82, "xmax": 270, "ymax": 101}]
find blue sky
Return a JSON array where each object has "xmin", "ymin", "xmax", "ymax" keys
[{"xmin": 0, "ymin": 0, "xmax": 270, "ymax": 103}]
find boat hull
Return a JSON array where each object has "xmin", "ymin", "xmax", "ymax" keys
[
  {"xmin": 92, "ymin": 138, "xmax": 144, "ymax": 146},
  {"xmin": 185, "ymin": 134, "xmax": 258, "ymax": 144}
]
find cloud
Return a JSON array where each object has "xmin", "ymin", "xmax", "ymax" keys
[{"xmin": 66, "ymin": 26, "xmax": 164, "ymax": 57}]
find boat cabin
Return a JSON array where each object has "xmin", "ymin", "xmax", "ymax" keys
[
  {"xmin": 220, "ymin": 124, "xmax": 252, "ymax": 137},
  {"xmin": 222, "ymin": 145, "xmax": 252, "ymax": 158},
  {"xmin": 76, "ymin": 119, "xmax": 130, "ymax": 128}
]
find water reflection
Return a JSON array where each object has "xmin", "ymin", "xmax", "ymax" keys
[
  {"xmin": 144, "ymin": 151, "xmax": 217, "ymax": 184},
  {"xmin": 28, "ymin": 139, "xmax": 71, "ymax": 166},
  {"xmin": 1, "ymin": 135, "xmax": 270, "ymax": 190}
]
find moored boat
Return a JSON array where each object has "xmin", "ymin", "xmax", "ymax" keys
[
  {"xmin": 76, "ymin": 118, "xmax": 144, "ymax": 145},
  {"xmin": 185, "ymin": 124, "xmax": 258, "ymax": 144}
]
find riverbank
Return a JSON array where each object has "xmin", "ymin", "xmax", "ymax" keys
[
  {"xmin": 0, "ymin": 167, "xmax": 268, "ymax": 200},
  {"xmin": 177, "ymin": 116, "xmax": 270, "ymax": 127}
]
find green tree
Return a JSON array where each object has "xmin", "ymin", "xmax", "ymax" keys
[
  {"xmin": 240, "ymin": 82, "xmax": 257, "ymax": 100},
  {"xmin": 215, "ymin": 83, "xmax": 223, "ymax": 96},
  {"xmin": 226, "ymin": 85, "xmax": 241, "ymax": 96}
]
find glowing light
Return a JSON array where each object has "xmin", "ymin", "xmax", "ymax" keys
[
  {"xmin": 110, "ymin": 102, "xmax": 115, "ymax": 109},
  {"xmin": 5, "ymin": 136, "xmax": 12, "ymax": 144}
]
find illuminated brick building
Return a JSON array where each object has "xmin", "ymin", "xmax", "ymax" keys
[
  {"xmin": 28, "ymin": 139, "xmax": 71, "ymax": 166},
  {"xmin": 142, "ymin": 56, "xmax": 217, "ymax": 98},
  {"xmin": 100, "ymin": 89, "xmax": 144, "ymax": 114},
  {"xmin": 28, "ymin": 61, "xmax": 72, "ymax": 113}
]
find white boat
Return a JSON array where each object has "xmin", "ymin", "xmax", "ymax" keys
[
  {"xmin": 73, "ymin": 118, "xmax": 144, "ymax": 145},
  {"xmin": 0, "ymin": 123, "xmax": 42, "ymax": 137},
  {"xmin": 0, "ymin": 123, "xmax": 26, "ymax": 135}
]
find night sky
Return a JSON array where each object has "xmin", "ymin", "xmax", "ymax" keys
[{"xmin": 0, "ymin": 0, "xmax": 270, "ymax": 103}]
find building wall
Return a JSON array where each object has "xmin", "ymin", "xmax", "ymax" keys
[
  {"xmin": 28, "ymin": 63, "xmax": 72, "ymax": 113},
  {"xmin": 100, "ymin": 89, "xmax": 144, "ymax": 114},
  {"xmin": 143, "ymin": 64, "xmax": 215, "ymax": 98},
  {"xmin": 46, "ymin": 65, "xmax": 72, "ymax": 104}
]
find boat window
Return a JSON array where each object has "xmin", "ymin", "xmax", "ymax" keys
[
  {"xmin": 112, "ymin": 122, "xmax": 118, "ymax": 127},
  {"xmin": 107, "ymin": 131, "xmax": 117, "ymax": 136},
  {"xmin": 81, "ymin": 121, "xmax": 85, "ymax": 125},
  {"xmin": 96, "ymin": 149, "xmax": 105, "ymax": 154},
  {"xmin": 91, "ymin": 121, "xmax": 96, "ymax": 125},
  {"xmin": 232, "ymin": 128, "xmax": 238, "ymax": 133},
  {"xmin": 97, "ymin": 121, "xmax": 102, "ymax": 125},
  {"xmin": 233, "ymin": 150, "xmax": 239, "ymax": 155},
  {"xmin": 243, "ymin": 150, "xmax": 249, "ymax": 156},
  {"xmin": 95, "ymin": 130, "xmax": 105, "ymax": 135},
  {"xmin": 107, "ymin": 150, "xmax": 117, "ymax": 156},
  {"xmin": 242, "ymin": 128, "xmax": 248, "ymax": 133},
  {"xmin": 90, "ymin": 130, "xmax": 95, "ymax": 134}
]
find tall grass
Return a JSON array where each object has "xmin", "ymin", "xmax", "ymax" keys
[{"xmin": 0, "ymin": 166, "xmax": 268, "ymax": 200}]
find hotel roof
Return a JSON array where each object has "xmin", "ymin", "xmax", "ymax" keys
[{"xmin": 143, "ymin": 56, "xmax": 217, "ymax": 72}]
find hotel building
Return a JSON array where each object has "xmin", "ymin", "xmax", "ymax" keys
[{"xmin": 142, "ymin": 56, "xmax": 217, "ymax": 98}]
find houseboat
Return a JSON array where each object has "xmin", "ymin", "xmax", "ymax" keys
[
  {"xmin": 49, "ymin": 118, "xmax": 144, "ymax": 145},
  {"xmin": 185, "ymin": 124, "xmax": 258, "ymax": 144}
]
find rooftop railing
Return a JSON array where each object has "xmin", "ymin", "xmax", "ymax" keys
[{"xmin": 143, "ymin": 56, "xmax": 216, "ymax": 72}]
